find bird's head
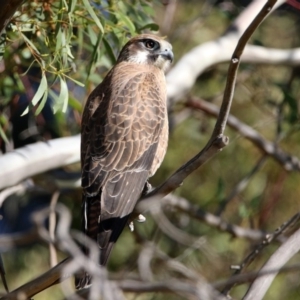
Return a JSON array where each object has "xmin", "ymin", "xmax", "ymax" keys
[{"xmin": 117, "ymin": 34, "xmax": 173, "ymax": 71}]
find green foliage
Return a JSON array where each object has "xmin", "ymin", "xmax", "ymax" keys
[{"xmin": 0, "ymin": 0, "xmax": 158, "ymax": 117}]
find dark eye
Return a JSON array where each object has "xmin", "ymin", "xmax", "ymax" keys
[{"xmin": 144, "ymin": 39, "xmax": 157, "ymax": 49}]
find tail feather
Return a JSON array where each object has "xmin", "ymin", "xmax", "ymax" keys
[
  {"xmin": 75, "ymin": 271, "xmax": 91, "ymax": 289},
  {"xmin": 75, "ymin": 194, "xmax": 99, "ymax": 289},
  {"xmin": 98, "ymin": 215, "xmax": 130, "ymax": 265},
  {"xmin": 74, "ymin": 194, "xmax": 130, "ymax": 289}
]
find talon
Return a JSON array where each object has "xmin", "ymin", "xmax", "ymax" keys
[
  {"xmin": 142, "ymin": 181, "xmax": 153, "ymax": 196},
  {"xmin": 137, "ymin": 214, "xmax": 146, "ymax": 223},
  {"xmin": 128, "ymin": 221, "xmax": 134, "ymax": 232}
]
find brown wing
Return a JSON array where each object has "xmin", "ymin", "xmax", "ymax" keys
[{"xmin": 80, "ymin": 62, "xmax": 167, "ymax": 267}]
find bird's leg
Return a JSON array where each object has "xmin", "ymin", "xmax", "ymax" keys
[
  {"xmin": 128, "ymin": 181, "xmax": 152, "ymax": 231},
  {"xmin": 128, "ymin": 213, "xmax": 147, "ymax": 232},
  {"xmin": 141, "ymin": 180, "xmax": 153, "ymax": 196},
  {"xmin": 128, "ymin": 221, "xmax": 135, "ymax": 232},
  {"xmin": 136, "ymin": 181, "xmax": 153, "ymax": 222},
  {"xmin": 128, "ymin": 214, "xmax": 147, "ymax": 232}
]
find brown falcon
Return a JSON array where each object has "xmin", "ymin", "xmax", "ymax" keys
[{"xmin": 76, "ymin": 34, "xmax": 173, "ymax": 288}]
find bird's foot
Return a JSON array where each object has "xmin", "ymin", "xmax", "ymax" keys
[
  {"xmin": 136, "ymin": 214, "xmax": 146, "ymax": 222},
  {"xmin": 128, "ymin": 221, "xmax": 134, "ymax": 232},
  {"xmin": 128, "ymin": 214, "xmax": 146, "ymax": 232}
]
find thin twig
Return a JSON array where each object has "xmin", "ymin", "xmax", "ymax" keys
[
  {"xmin": 75, "ymin": 279, "xmax": 227, "ymax": 300},
  {"xmin": 0, "ymin": 258, "xmax": 71, "ymax": 300},
  {"xmin": 162, "ymin": 195, "xmax": 268, "ymax": 241},
  {"xmin": 221, "ymin": 211, "xmax": 300, "ymax": 296},
  {"xmin": 243, "ymin": 227, "xmax": 300, "ymax": 300},
  {"xmin": 161, "ymin": 0, "xmax": 177, "ymax": 34},
  {"xmin": 0, "ymin": 179, "xmax": 34, "ymax": 207},
  {"xmin": 212, "ymin": 0, "xmax": 277, "ymax": 138},
  {"xmin": 0, "ymin": 229, "xmax": 40, "ymax": 251},
  {"xmin": 213, "ymin": 263, "xmax": 300, "ymax": 290},
  {"xmin": 215, "ymin": 156, "xmax": 267, "ymax": 216},
  {"xmin": 0, "ymin": 204, "xmax": 104, "ymax": 300},
  {"xmin": 0, "ymin": 255, "xmax": 9, "ymax": 293},
  {"xmin": 141, "ymin": 198, "xmax": 206, "ymax": 248},
  {"xmin": 49, "ymin": 191, "xmax": 60, "ymax": 267}
]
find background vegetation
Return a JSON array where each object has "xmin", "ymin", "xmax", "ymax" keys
[{"xmin": 0, "ymin": 0, "xmax": 300, "ymax": 299}]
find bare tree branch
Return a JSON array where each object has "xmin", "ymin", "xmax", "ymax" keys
[
  {"xmin": 0, "ymin": 229, "xmax": 40, "ymax": 251},
  {"xmin": 221, "ymin": 211, "xmax": 300, "ymax": 296},
  {"xmin": 214, "ymin": 263, "xmax": 300, "ymax": 290},
  {"xmin": 187, "ymin": 98, "xmax": 300, "ymax": 172},
  {"xmin": 0, "ymin": 179, "xmax": 34, "ymax": 206},
  {"xmin": 0, "ymin": 256, "xmax": 8, "ymax": 294},
  {"xmin": 242, "ymin": 45, "xmax": 300, "ymax": 64},
  {"xmin": 0, "ymin": 135, "xmax": 80, "ymax": 190},
  {"xmin": 0, "ymin": 258, "xmax": 70, "ymax": 300},
  {"xmin": 147, "ymin": 199, "xmax": 206, "ymax": 248},
  {"xmin": 216, "ymin": 156, "xmax": 267, "ymax": 216},
  {"xmin": 243, "ymin": 226, "xmax": 300, "ymax": 300},
  {"xmin": 0, "ymin": 203, "xmax": 106, "ymax": 299},
  {"xmin": 49, "ymin": 191, "xmax": 60, "ymax": 267},
  {"xmin": 138, "ymin": 244, "xmax": 155, "ymax": 281},
  {"xmin": 75, "ymin": 279, "xmax": 227, "ymax": 300},
  {"xmin": 162, "ymin": 195, "xmax": 268, "ymax": 241}
]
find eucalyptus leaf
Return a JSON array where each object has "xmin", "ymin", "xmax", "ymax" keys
[
  {"xmin": 60, "ymin": 77, "xmax": 69, "ymax": 113},
  {"xmin": 35, "ymin": 88, "xmax": 49, "ymax": 115},
  {"xmin": 117, "ymin": 13, "xmax": 136, "ymax": 35},
  {"xmin": 82, "ymin": 0, "xmax": 104, "ymax": 33},
  {"xmin": 86, "ymin": 32, "xmax": 103, "ymax": 80},
  {"xmin": 103, "ymin": 37, "xmax": 116, "ymax": 64},
  {"xmin": 68, "ymin": 0, "xmax": 77, "ymax": 13},
  {"xmin": 21, "ymin": 33, "xmax": 41, "ymax": 55},
  {"xmin": 21, "ymin": 73, "xmax": 47, "ymax": 116}
]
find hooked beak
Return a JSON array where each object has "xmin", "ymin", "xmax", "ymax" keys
[{"xmin": 160, "ymin": 48, "xmax": 174, "ymax": 63}]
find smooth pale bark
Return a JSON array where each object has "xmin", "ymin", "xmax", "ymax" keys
[{"xmin": 0, "ymin": 135, "xmax": 80, "ymax": 190}]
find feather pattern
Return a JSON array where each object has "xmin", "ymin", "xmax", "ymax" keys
[{"xmin": 76, "ymin": 34, "xmax": 172, "ymax": 289}]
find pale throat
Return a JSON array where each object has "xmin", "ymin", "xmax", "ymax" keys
[
  {"xmin": 127, "ymin": 50, "xmax": 149, "ymax": 64},
  {"xmin": 154, "ymin": 56, "xmax": 171, "ymax": 72}
]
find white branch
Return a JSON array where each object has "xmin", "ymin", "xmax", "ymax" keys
[
  {"xmin": 243, "ymin": 45, "xmax": 300, "ymax": 64},
  {"xmin": 0, "ymin": 135, "xmax": 80, "ymax": 190}
]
